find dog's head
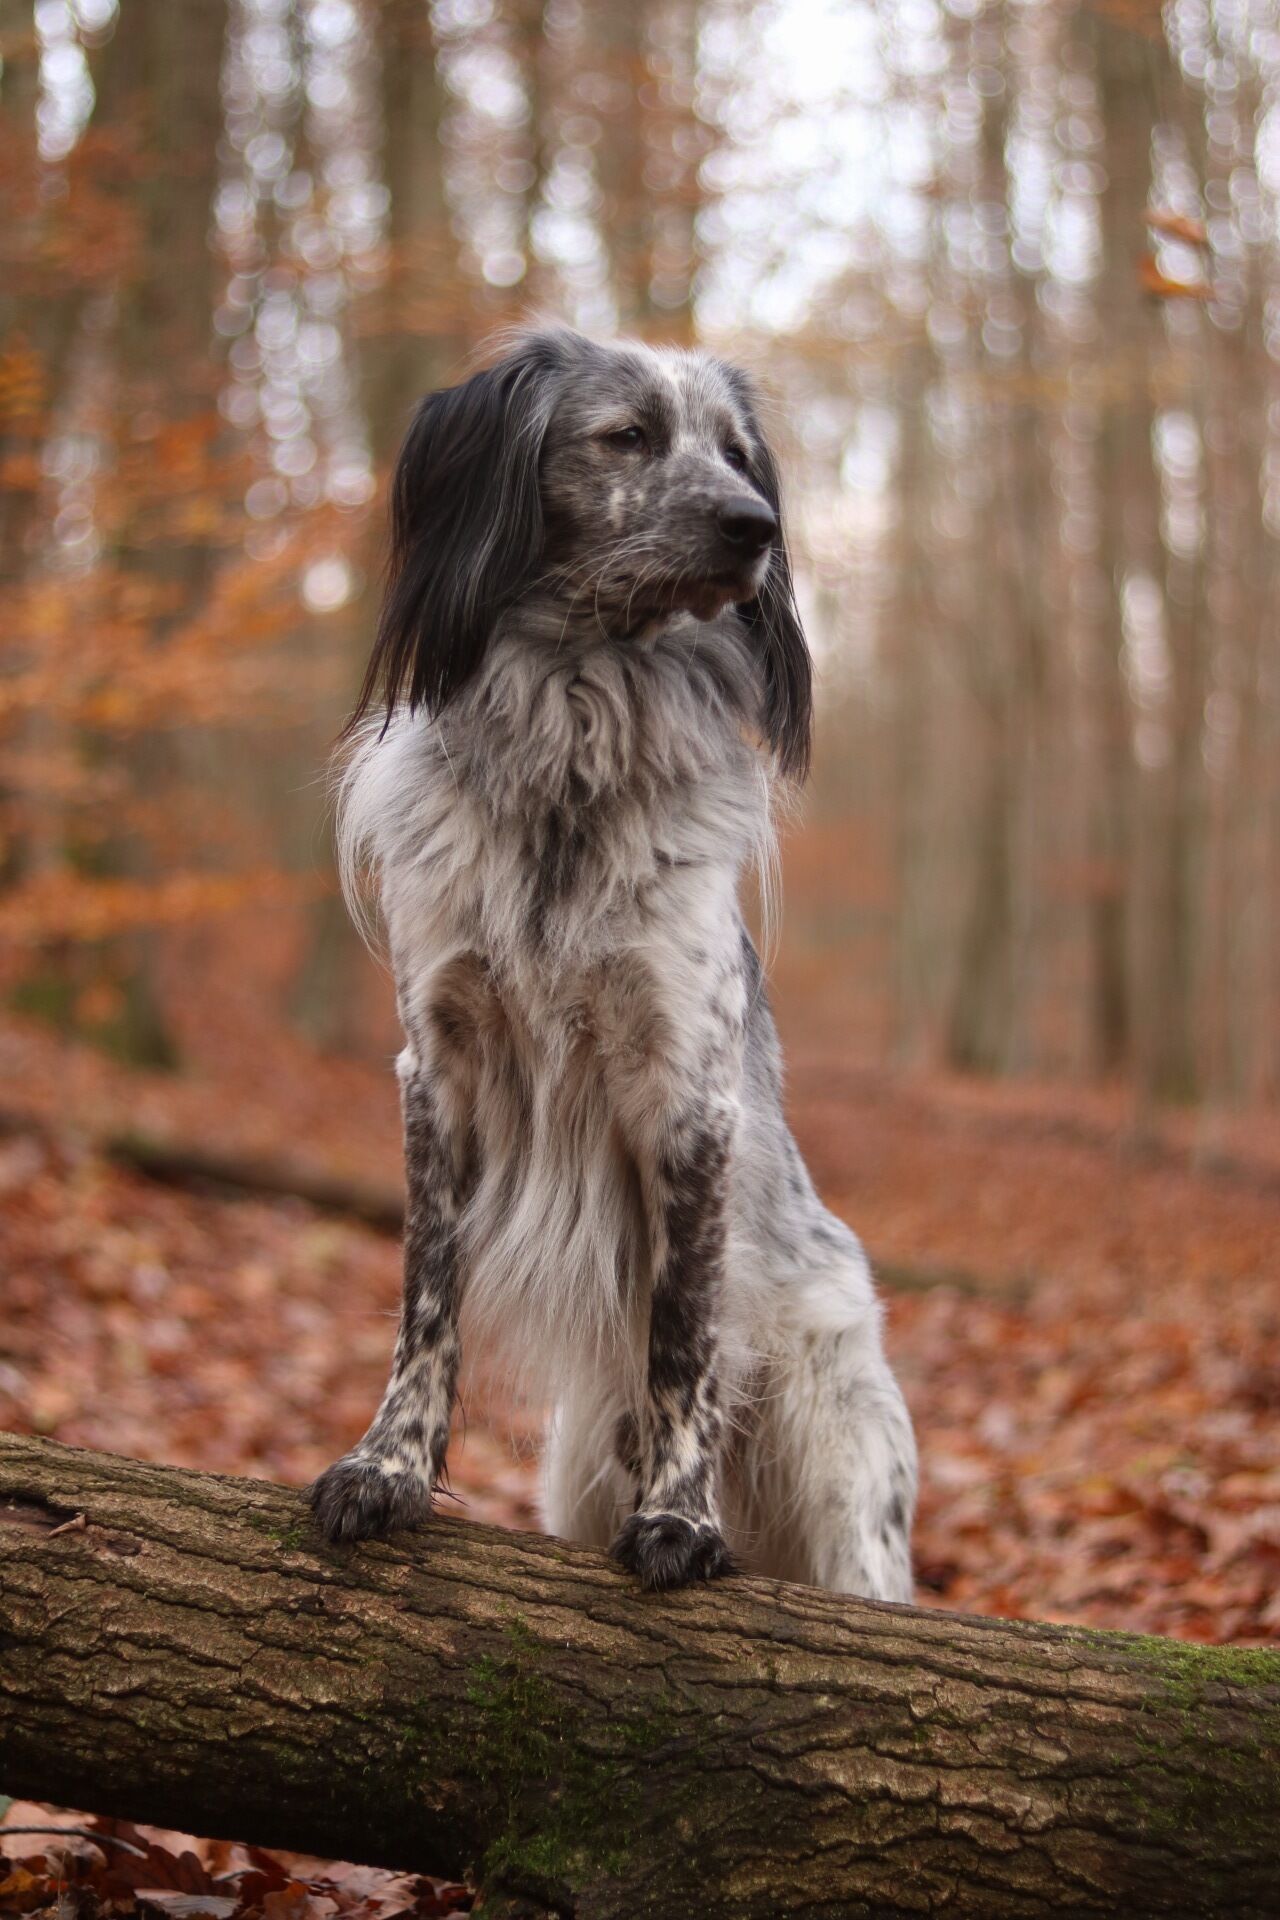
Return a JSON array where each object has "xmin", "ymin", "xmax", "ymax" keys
[{"xmin": 351, "ymin": 328, "xmax": 811, "ymax": 777}]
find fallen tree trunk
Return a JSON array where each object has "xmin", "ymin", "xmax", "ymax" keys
[
  {"xmin": 103, "ymin": 1129, "xmax": 407, "ymax": 1232},
  {"xmin": 2, "ymin": 1434, "xmax": 1277, "ymax": 1918}
]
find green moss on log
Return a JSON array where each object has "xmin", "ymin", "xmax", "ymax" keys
[{"xmin": 460, "ymin": 1615, "xmax": 682, "ymax": 1909}]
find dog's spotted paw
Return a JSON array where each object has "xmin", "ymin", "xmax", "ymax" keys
[
  {"xmin": 611, "ymin": 1511, "xmax": 733, "ymax": 1591},
  {"xmin": 307, "ymin": 1454, "xmax": 432, "ymax": 1544}
]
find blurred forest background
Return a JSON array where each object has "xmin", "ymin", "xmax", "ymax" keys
[
  {"xmin": 3, "ymin": 0, "xmax": 1280, "ymax": 1693},
  {"xmin": 5, "ymin": 0, "xmax": 1280, "ymax": 1103}
]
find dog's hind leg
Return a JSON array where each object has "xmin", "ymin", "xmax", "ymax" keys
[
  {"xmin": 542, "ymin": 1383, "xmax": 634, "ymax": 1552},
  {"xmin": 738, "ymin": 1253, "xmax": 916, "ymax": 1601}
]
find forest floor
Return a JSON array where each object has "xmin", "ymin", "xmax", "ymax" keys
[{"xmin": 3, "ymin": 1010, "xmax": 1279, "ymax": 1914}]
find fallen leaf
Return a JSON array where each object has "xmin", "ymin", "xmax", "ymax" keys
[
  {"xmin": 262, "ymin": 1881, "xmax": 338, "ymax": 1920},
  {"xmin": 1137, "ymin": 252, "xmax": 1214, "ymax": 299},
  {"xmin": 1145, "ymin": 208, "xmax": 1209, "ymax": 246}
]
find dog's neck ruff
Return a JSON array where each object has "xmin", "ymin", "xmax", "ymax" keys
[
  {"xmin": 436, "ymin": 603, "xmax": 762, "ymax": 817},
  {"xmin": 336, "ymin": 603, "xmax": 773, "ymax": 982}
]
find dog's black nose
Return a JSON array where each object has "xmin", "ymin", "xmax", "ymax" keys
[{"xmin": 716, "ymin": 496, "xmax": 777, "ymax": 555}]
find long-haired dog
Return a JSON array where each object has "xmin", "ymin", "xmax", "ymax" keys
[{"xmin": 309, "ymin": 328, "xmax": 916, "ymax": 1595}]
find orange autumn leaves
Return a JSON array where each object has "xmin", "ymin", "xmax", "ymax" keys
[
  {"xmin": 0, "ymin": 1815, "xmax": 473, "ymax": 1920},
  {"xmin": 0, "ymin": 869, "xmax": 325, "ymax": 946},
  {"xmin": 2, "ymin": 1008, "xmax": 1276, "ymax": 1645},
  {"xmin": 1140, "ymin": 205, "xmax": 1214, "ymax": 300}
]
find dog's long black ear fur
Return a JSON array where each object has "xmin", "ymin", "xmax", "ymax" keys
[
  {"xmin": 723, "ymin": 370, "xmax": 813, "ymax": 781},
  {"xmin": 347, "ymin": 335, "xmax": 564, "ymax": 731}
]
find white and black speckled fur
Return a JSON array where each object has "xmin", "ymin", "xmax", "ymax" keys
[{"xmin": 309, "ymin": 329, "xmax": 916, "ymax": 1597}]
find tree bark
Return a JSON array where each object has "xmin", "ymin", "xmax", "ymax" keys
[{"xmin": 1, "ymin": 1433, "xmax": 1278, "ymax": 1919}]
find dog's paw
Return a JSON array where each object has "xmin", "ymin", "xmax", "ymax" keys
[
  {"xmin": 307, "ymin": 1454, "xmax": 432, "ymax": 1544},
  {"xmin": 610, "ymin": 1511, "xmax": 733, "ymax": 1591}
]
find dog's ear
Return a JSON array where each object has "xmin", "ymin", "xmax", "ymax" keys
[
  {"xmin": 723, "ymin": 372, "xmax": 813, "ymax": 781},
  {"xmin": 348, "ymin": 335, "xmax": 564, "ymax": 730}
]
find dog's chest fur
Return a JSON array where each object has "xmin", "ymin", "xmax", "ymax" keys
[{"xmin": 340, "ymin": 619, "xmax": 770, "ymax": 1386}]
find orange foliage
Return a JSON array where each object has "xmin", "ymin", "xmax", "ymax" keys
[
  {"xmin": 0, "ymin": 337, "xmax": 46, "ymax": 424},
  {"xmin": 1145, "ymin": 207, "xmax": 1210, "ymax": 247},
  {"xmin": 0, "ymin": 81, "xmax": 373, "ymax": 1019},
  {"xmin": 1137, "ymin": 250, "xmax": 1215, "ymax": 299},
  {"xmin": 0, "ymin": 868, "xmax": 325, "ymax": 945}
]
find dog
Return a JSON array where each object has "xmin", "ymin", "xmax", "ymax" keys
[{"xmin": 309, "ymin": 327, "xmax": 916, "ymax": 1596}]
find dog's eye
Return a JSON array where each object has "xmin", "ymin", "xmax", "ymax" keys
[
  {"xmin": 605, "ymin": 425, "xmax": 647, "ymax": 453},
  {"xmin": 724, "ymin": 443, "xmax": 750, "ymax": 472}
]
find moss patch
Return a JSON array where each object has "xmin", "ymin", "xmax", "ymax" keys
[
  {"xmin": 239, "ymin": 1508, "xmax": 311, "ymax": 1550},
  {"xmin": 460, "ymin": 1614, "xmax": 681, "ymax": 1912},
  {"xmin": 1116, "ymin": 1633, "xmax": 1280, "ymax": 1847},
  {"xmin": 1126, "ymin": 1635, "xmax": 1280, "ymax": 1698}
]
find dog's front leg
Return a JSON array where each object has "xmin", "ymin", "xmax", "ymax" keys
[
  {"xmin": 612, "ymin": 1109, "xmax": 736, "ymax": 1590},
  {"xmin": 309, "ymin": 1072, "xmax": 468, "ymax": 1542}
]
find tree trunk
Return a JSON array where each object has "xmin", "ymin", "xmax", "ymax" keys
[{"xmin": 2, "ymin": 1434, "xmax": 1278, "ymax": 1919}]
